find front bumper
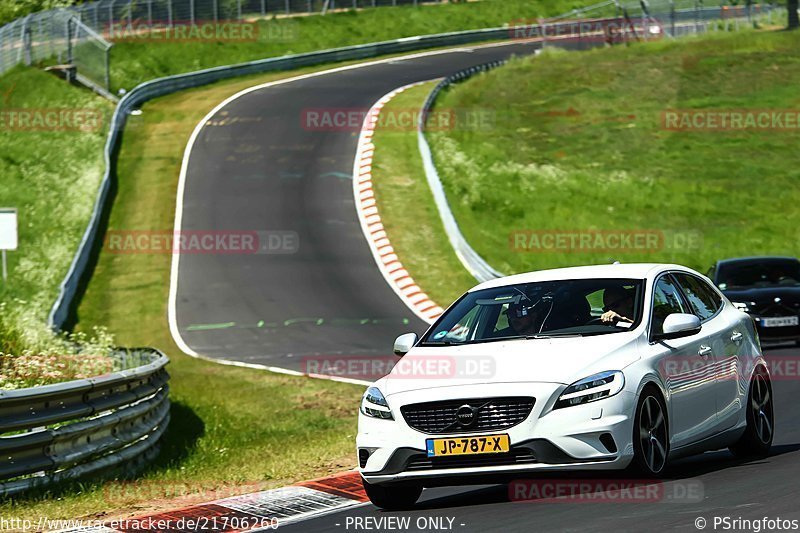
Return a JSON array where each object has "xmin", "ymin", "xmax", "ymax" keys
[{"xmin": 357, "ymin": 382, "xmax": 636, "ymax": 485}]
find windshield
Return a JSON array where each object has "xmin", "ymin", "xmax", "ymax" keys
[
  {"xmin": 717, "ymin": 259, "xmax": 800, "ymax": 289},
  {"xmin": 420, "ymin": 278, "xmax": 645, "ymax": 346}
]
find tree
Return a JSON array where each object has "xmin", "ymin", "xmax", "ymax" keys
[{"xmin": 790, "ymin": 0, "xmax": 800, "ymax": 30}]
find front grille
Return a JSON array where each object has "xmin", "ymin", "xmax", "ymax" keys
[
  {"xmin": 400, "ymin": 396, "xmax": 535, "ymax": 434},
  {"xmin": 406, "ymin": 449, "xmax": 537, "ymax": 471}
]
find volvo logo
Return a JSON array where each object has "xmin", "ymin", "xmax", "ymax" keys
[{"xmin": 456, "ymin": 405, "xmax": 477, "ymax": 427}]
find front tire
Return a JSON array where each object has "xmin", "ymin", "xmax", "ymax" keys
[
  {"xmin": 631, "ymin": 387, "xmax": 669, "ymax": 477},
  {"xmin": 730, "ymin": 366, "xmax": 774, "ymax": 459},
  {"xmin": 362, "ymin": 478, "xmax": 422, "ymax": 510}
]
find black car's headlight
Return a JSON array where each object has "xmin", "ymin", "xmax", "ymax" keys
[
  {"xmin": 360, "ymin": 387, "xmax": 393, "ymax": 420},
  {"xmin": 554, "ymin": 371, "xmax": 625, "ymax": 409}
]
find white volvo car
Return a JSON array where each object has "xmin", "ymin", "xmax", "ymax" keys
[{"xmin": 357, "ymin": 264, "xmax": 773, "ymax": 509}]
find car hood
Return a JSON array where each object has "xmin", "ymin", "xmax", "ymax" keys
[{"xmin": 381, "ymin": 333, "xmax": 641, "ymax": 397}]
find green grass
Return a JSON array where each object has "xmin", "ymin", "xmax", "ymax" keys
[
  {"xmin": 0, "ymin": 67, "xmax": 113, "ymax": 355},
  {"xmin": 369, "ymin": 81, "xmax": 476, "ymax": 307},
  {"xmin": 427, "ymin": 29, "xmax": 800, "ymax": 276},
  {"xmin": 107, "ymin": 0, "xmax": 590, "ymax": 91},
  {"xmin": 0, "ymin": 66, "xmax": 379, "ymax": 521}
]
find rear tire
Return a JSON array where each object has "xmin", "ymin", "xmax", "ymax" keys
[
  {"xmin": 730, "ymin": 366, "xmax": 774, "ymax": 459},
  {"xmin": 630, "ymin": 386, "xmax": 669, "ymax": 477},
  {"xmin": 362, "ymin": 478, "xmax": 422, "ymax": 510}
]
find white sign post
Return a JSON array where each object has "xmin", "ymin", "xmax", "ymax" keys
[{"xmin": 0, "ymin": 208, "xmax": 18, "ymax": 283}]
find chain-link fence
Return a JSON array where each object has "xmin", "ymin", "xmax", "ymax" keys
[
  {"xmin": 0, "ymin": 0, "xmax": 447, "ymax": 90},
  {"xmin": 0, "ymin": 0, "xmax": 787, "ymax": 97}
]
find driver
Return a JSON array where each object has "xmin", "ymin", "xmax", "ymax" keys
[
  {"xmin": 600, "ymin": 286, "xmax": 635, "ymax": 325},
  {"xmin": 505, "ymin": 299, "xmax": 547, "ymax": 336}
]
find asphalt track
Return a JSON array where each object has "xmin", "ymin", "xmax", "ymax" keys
[
  {"xmin": 173, "ymin": 40, "xmax": 544, "ymax": 372},
  {"xmin": 278, "ymin": 347, "xmax": 800, "ymax": 533}
]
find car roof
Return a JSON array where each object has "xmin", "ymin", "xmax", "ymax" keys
[{"xmin": 470, "ymin": 263, "xmax": 696, "ymax": 292}]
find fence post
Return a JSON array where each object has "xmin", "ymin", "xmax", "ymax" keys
[
  {"xmin": 238, "ymin": 0, "xmax": 242, "ymax": 20},
  {"xmin": 285, "ymin": 0, "xmax": 290, "ymax": 14},
  {"xmin": 21, "ymin": 15, "xmax": 32, "ymax": 66},
  {"xmin": 190, "ymin": 0, "xmax": 195, "ymax": 25},
  {"xmin": 105, "ymin": 45, "xmax": 111, "ymax": 91},
  {"xmin": 261, "ymin": 0, "xmax": 266, "ymax": 16},
  {"xmin": 213, "ymin": 0, "xmax": 218, "ymax": 23},
  {"xmin": 109, "ymin": 0, "xmax": 116, "ymax": 32},
  {"xmin": 168, "ymin": 0, "xmax": 173, "ymax": 28},
  {"xmin": 66, "ymin": 17, "xmax": 73, "ymax": 81},
  {"xmin": 308, "ymin": 0, "xmax": 312, "ymax": 13}
]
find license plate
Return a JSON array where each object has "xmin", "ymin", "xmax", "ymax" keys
[
  {"xmin": 426, "ymin": 434, "xmax": 510, "ymax": 457},
  {"xmin": 762, "ymin": 316, "xmax": 799, "ymax": 328}
]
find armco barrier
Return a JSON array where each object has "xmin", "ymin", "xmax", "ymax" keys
[{"xmin": 0, "ymin": 348, "xmax": 169, "ymax": 497}]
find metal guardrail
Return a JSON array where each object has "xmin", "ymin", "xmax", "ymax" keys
[{"xmin": 0, "ymin": 348, "xmax": 169, "ymax": 497}]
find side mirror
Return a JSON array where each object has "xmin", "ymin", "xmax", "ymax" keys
[
  {"xmin": 393, "ymin": 332, "xmax": 418, "ymax": 357},
  {"xmin": 653, "ymin": 313, "xmax": 701, "ymax": 341}
]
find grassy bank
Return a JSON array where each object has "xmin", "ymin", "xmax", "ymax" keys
[
  {"xmin": 108, "ymin": 0, "xmax": 586, "ymax": 91},
  {"xmin": 427, "ymin": 29, "xmax": 800, "ymax": 275},
  {"xmin": 369, "ymin": 81, "xmax": 476, "ymax": 307},
  {"xmin": 0, "ymin": 67, "xmax": 115, "ymax": 384},
  {"xmin": 0, "ymin": 65, "xmax": 378, "ymax": 521}
]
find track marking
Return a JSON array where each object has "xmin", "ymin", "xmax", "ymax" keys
[{"xmin": 351, "ymin": 82, "xmax": 445, "ymax": 324}]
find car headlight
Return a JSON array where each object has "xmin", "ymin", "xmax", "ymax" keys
[
  {"xmin": 732, "ymin": 301, "xmax": 752, "ymax": 313},
  {"xmin": 554, "ymin": 371, "xmax": 625, "ymax": 409},
  {"xmin": 360, "ymin": 387, "xmax": 393, "ymax": 420}
]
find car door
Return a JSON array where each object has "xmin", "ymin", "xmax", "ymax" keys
[
  {"xmin": 674, "ymin": 273, "xmax": 742, "ymax": 433},
  {"xmin": 646, "ymin": 274, "xmax": 719, "ymax": 449}
]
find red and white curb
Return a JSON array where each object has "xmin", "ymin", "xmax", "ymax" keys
[
  {"xmin": 57, "ymin": 471, "xmax": 368, "ymax": 532},
  {"xmin": 352, "ymin": 82, "xmax": 444, "ymax": 325}
]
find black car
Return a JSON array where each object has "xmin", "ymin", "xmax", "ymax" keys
[{"xmin": 707, "ymin": 256, "xmax": 800, "ymax": 345}]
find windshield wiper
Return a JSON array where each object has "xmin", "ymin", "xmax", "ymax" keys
[{"xmin": 525, "ymin": 332, "xmax": 584, "ymax": 339}]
